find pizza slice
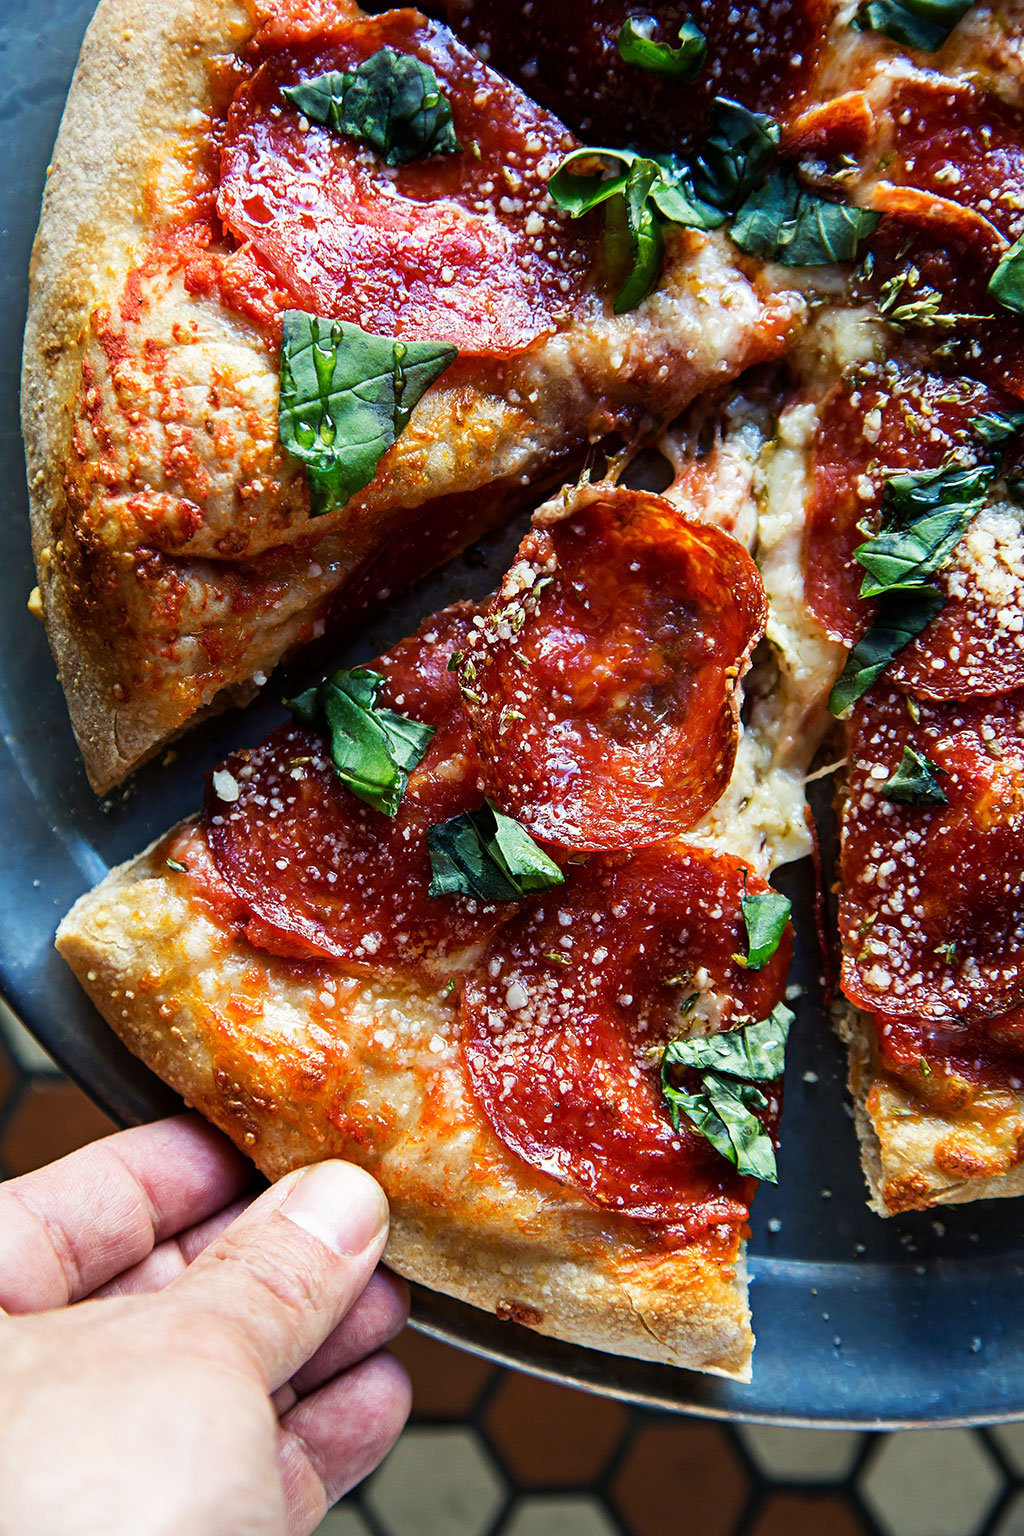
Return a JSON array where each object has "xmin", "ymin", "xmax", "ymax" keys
[
  {"xmin": 22, "ymin": 0, "xmax": 798, "ymax": 792},
  {"xmin": 57, "ymin": 482, "xmax": 797, "ymax": 1379}
]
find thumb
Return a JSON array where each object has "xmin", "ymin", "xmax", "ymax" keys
[{"xmin": 164, "ymin": 1159, "xmax": 390, "ymax": 1392}]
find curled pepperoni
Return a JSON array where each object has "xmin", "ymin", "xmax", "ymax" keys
[
  {"xmin": 218, "ymin": 11, "xmax": 595, "ymax": 354},
  {"xmin": 840, "ymin": 685, "xmax": 1024, "ymax": 1026},
  {"xmin": 801, "ymin": 360, "xmax": 1024, "ymax": 697},
  {"xmin": 457, "ymin": 487, "xmax": 767, "ymax": 852},
  {"xmin": 204, "ymin": 605, "xmax": 503, "ymax": 971},
  {"xmin": 446, "ymin": 0, "xmax": 827, "ymax": 151},
  {"xmin": 462, "ymin": 844, "xmax": 792, "ymax": 1229}
]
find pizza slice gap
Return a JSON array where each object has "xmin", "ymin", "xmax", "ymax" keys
[{"xmin": 58, "ymin": 481, "xmax": 797, "ymax": 1380}]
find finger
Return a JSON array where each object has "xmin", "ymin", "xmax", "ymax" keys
[
  {"xmin": 277, "ymin": 1351, "xmax": 412, "ymax": 1536},
  {"xmin": 272, "ymin": 1268, "xmax": 409, "ymax": 1415},
  {"xmin": 90, "ymin": 1198, "xmax": 253, "ymax": 1300},
  {"xmin": 0, "ymin": 1115, "xmax": 249, "ymax": 1313},
  {"xmin": 166, "ymin": 1160, "xmax": 389, "ymax": 1392}
]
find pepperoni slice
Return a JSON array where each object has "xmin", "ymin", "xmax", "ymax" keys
[
  {"xmin": 446, "ymin": 0, "xmax": 827, "ymax": 151},
  {"xmin": 218, "ymin": 11, "xmax": 595, "ymax": 354},
  {"xmin": 462, "ymin": 844, "xmax": 792, "ymax": 1229},
  {"xmin": 457, "ymin": 487, "xmax": 767, "ymax": 852},
  {"xmin": 801, "ymin": 360, "xmax": 1024, "ymax": 697},
  {"xmin": 883, "ymin": 78, "xmax": 1024, "ymax": 248},
  {"xmin": 839, "ymin": 685, "xmax": 1024, "ymax": 1025},
  {"xmin": 204, "ymin": 604, "xmax": 504, "ymax": 971}
]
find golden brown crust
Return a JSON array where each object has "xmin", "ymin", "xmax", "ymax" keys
[
  {"xmin": 22, "ymin": 0, "xmax": 801, "ymax": 793},
  {"xmin": 57, "ymin": 831, "xmax": 754, "ymax": 1379},
  {"xmin": 835, "ymin": 998, "xmax": 1024, "ymax": 1216}
]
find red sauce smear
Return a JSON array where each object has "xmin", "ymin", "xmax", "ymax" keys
[
  {"xmin": 217, "ymin": 9, "xmax": 595, "ymax": 354},
  {"xmin": 203, "ymin": 603, "xmax": 506, "ymax": 971},
  {"xmin": 840, "ymin": 684, "xmax": 1024, "ymax": 1025},
  {"xmin": 802, "ymin": 360, "xmax": 1024, "ymax": 698},
  {"xmin": 457, "ymin": 486, "xmax": 767, "ymax": 851},
  {"xmin": 445, "ymin": 0, "xmax": 827, "ymax": 151},
  {"xmin": 462, "ymin": 842, "xmax": 792, "ymax": 1229},
  {"xmin": 873, "ymin": 1007, "xmax": 1024, "ymax": 1097}
]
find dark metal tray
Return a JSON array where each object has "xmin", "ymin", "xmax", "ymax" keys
[{"xmin": 3, "ymin": 0, "xmax": 1023, "ymax": 1428}]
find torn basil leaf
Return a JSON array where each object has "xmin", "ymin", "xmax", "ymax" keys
[
  {"xmin": 853, "ymin": 0, "xmax": 974, "ymax": 52},
  {"xmin": 662, "ymin": 1004, "xmax": 794, "ymax": 1082},
  {"xmin": 548, "ymin": 148, "xmax": 722, "ymax": 312},
  {"xmin": 427, "ymin": 803, "xmax": 564, "ymax": 902},
  {"xmin": 731, "ymin": 166, "xmax": 879, "ymax": 265},
  {"xmin": 617, "ymin": 15, "xmax": 707, "ymax": 79},
  {"xmin": 691, "ymin": 98, "xmax": 780, "ymax": 213},
  {"xmin": 854, "ymin": 461, "xmax": 993, "ymax": 598},
  {"xmin": 972, "ymin": 410, "xmax": 1024, "ymax": 446},
  {"xmin": 989, "ymin": 233, "xmax": 1024, "ymax": 315},
  {"xmin": 663, "ymin": 1074, "xmax": 779, "ymax": 1182},
  {"xmin": 615, "ymin": 158, "xmax": 665, "ymax": 315},
  {"xmin": 828, "ymin": 586, "xmax": 944, "ymax": 715},
  {"xmin": 279, "ymin": 312, "xmax": 456, "ymax": 516},
  {"xmin": 286, "ymin": 667, "xmax": 435, "ymax": 817},
  {"xmin": 282, "ymin": 48, "xmax": 461, "ymax": 166},
  {"xmin": 883, "ymin": 745, "xmax": 948, "ymax": 806},
  {"xmin": 736, "ymin": 890, "xmax": 793, "ymax": 970}
]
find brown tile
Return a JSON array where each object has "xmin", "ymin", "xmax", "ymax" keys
[
  {"xmin": 484, "ymin": 1371, "xmax": 628, "ymax": 1487},
  {"xmin": 1, "ymin": 1080, "xmax": 116, "ymax": 1175},
  {"xmin": 389, "ymin": 1328, "xmax": 494, "ymax": 1418},
  {"xmin": 750, "ymin": 1493, "xmax": 868, "ymax": 1536},
  {"xmin": 613, "ymin": 1423, "xmax": 748, "ymax": 1536}
]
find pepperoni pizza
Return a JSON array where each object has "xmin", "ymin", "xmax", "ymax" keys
[{"xmin": 30, "ymin": 0, "xmax": 1024, "ymax": 1375}]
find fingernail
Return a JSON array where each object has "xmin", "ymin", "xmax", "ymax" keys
[{"xmin": 280, "ymin": 1161, "xmax": 389, "ymax": 1257}]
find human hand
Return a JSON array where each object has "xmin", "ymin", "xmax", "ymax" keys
[{"xmin": 0, "ymin": 1114, "xmax": 411, "ymax": 1536}]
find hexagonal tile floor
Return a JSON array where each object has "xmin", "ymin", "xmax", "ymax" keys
[{"xmin": 4, "ymin": 999, "xmax": 1024, "ymax": 1536}]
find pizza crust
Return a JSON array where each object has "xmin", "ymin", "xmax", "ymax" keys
[
  {"xmin": 835, "ymin": 998, "xmax": 1024, "ymax": 1216},
  {"xmin": 57, "ymin": 831, "xmax": 754, "ymax": 1379}
]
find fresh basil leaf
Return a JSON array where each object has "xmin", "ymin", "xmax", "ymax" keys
[
  {"xmin": 285, "ymin": 667, "xmax": 435, "ymax": 817},
  {"xmin": 547, "ymin": 147, "xmax": 636, "ymax": 217},
  {"xmin": 881, "ymin": 461, "xmax": 994, "ymax": 526},
  {"xmin": 663, "ymin": 1073, "xmax": 778, "ymax": 1182},
  {"xmin": 615, "ymin": 158, "xmax": 665, "ymax": 314},
  {"xmin": 282, "ymin": 47, "xmax": 461, "ymax": 166},
  {"xmin": 732, "ymin": 166, "xmax": 879, "ymax": 265},
  {"xmin": 548, "ymin": 149, "xmax": 720, "ymax": 312},
  {"xmin": 279, "ymin": 312, "xmax": 456, "ymax": 516},
  {"xmin": 828, "ymin": 586, "xmax": 944, "ymax": 715},
  {"xmin": 856, "ymin": 506, "xmax": 979, "ymax": 597},
  {"xmin": 662, "ymin": 1003, "xmax": 794, "ymax": 1082},
  {"xmin": 648, "ymin": 155, "xmax": 727, "ymax": 229},
  {"xmin": 989, "ymin": 233, "xmax": 1024, "ymax": 316},
  {"xmin": 427, "ymin": 803, "xmax": 564, "ymax": 902},
  {"xmin": 691, "ymin": 97, "xmax": 780, "ymax": 213},
  {"xmin": 883, "ymin": 745, "xmax": 948, "ymax": 806},
  {"xmin": 853, "ymin": 0, "xmax": 974, "ymax": 51},
  {"xmin": 855, "ymin": 461, "xmax": 993, "ymax": 598},
  {"xmin": 972, "ymin": 410, "xmax": 1024, "ymax": 446},
  {"xmin": 736, "ymin": 891, "xmax": 793, "ymax": 970},
  {"xmin": 617, "ymin": 15, "xmax": 707, "ymax": 79}
]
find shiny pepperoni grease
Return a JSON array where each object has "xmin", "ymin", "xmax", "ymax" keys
[
  {"xmin": 462, "ymin": 844, "xmax": 793, "ymax": 1229},
  {"xmin": 840, "ymin": 685, "xmax": 1024, "ymax": 1025},
  {"xmin": 204, "ymin": 604, "xmax": 504, "ymax": 970},
  {"xmin": 218, "ymin": 10, "xmax": 596, "ymax": 354},
  {"xmin": 457, "ymin": 486, "xmax": 767, "ymax": 851}
]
